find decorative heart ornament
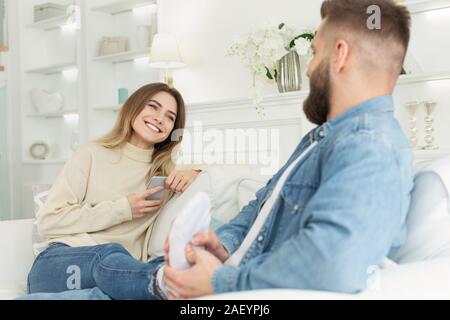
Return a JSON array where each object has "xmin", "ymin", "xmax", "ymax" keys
[{"xmin": 30, "ymin": 88, "xmax": 65, "ymax": 114}]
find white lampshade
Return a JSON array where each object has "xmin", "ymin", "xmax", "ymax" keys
[{"xmin": 149, "ymin": 34, "xmax": 186, "ymax": 69}]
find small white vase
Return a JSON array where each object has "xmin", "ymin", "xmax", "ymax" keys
[
  {"xmin": 30, "ymin": 88, "xmax": 64, "ymax": 114},
  {"xmin": 136, "ymin": 25, "xmax": 151, "ymax": 49}
]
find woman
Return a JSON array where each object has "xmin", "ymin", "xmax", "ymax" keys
[{"xmin": 26, "ymin": 83, "xmax": 199, "ymax": 300}]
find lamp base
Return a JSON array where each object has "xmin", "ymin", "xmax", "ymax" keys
[{"xmin": 164, "ymin": 75, "xmax": 174, "ymax": 88}]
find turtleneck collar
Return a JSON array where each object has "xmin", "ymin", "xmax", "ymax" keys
[{"xmin": 123, "ymin": 142, "xmax": 154, "ymax": 163}]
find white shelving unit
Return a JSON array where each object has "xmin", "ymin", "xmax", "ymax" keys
[
  {"xmin": 93, "ymin": 105, "xmax": 122, "ymax": 112},
  {"xmin": 25, "ymin": 62, "xmax": 77, "ymax": 75},
  {"xmin": 92, "ymin": 0, "xmax": 156, "ymax": 15},
  {"xmin": 86, "ymin": 0, "xmax": 159, "ymax": 140},
  {"xmin": 398, "ymin": 70, "xmax": 450, "ymax": 85},
  {"xmin": 26, "ymin": 109, "xmax": 79, "ymax": 118},
  {"xmin": 408, "ymin": 0, "xmax": 450, "ymax": 14},
  {"xmin": 15, "ymin": 0, "xmax": 159, "ymax": 166},
  {"xmin": 22, "ymin": 159, "xmax": 69, "ymax": 165},
  {"xmin": 93, "ymin": 47, "xmax": 150, "ymax": 64},
  {"xmin": 396, "ymin": 2, "xmax": 450, "ymax": 86},
  {"xmin": 18, "ymin": 0, "xmax": 82, "ymax": 166},
  {"xmin": 26, "ymin": 14, "xmax": 71, "ymax": 31}
]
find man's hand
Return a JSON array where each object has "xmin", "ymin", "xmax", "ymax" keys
[
  {"xmin": 190, "ymin": 229, "xmax": 230, "ymax": 262},
  {"xmin": 164, "ymin": 246, "xmax": 223, "ymax": 299}
]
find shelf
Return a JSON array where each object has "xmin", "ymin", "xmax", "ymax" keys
[
  {"xmin": 25, "ymin": 62, "xmax": 77, "ymax": 75},
  {"xmin": 26, "ymin": 14, "xmax": 72, "ymax": 31},
  {"xmin": 408, "ymin": 0, "xmax": 450, "ymax": 14},
  {"xmin": 93, "ymin": 48, "xmax": 151, "ymax": 64},
  {"xmin": 414, "ymin": 149, "xmax": 450, "ymax": 165},
  {"xmin": 22, "ymin": 159, "xmax": 69, "ymax": 165},
  {"xmin": 26, "ymin": 109, "xmax": 79, "ymax": 119},
  {"xmin": 93, "ymin": 106, "xmax": 122, "ymax": 112},
  {"xmin": 92, "ymin": 0, "xmax": 157, "ymax": 15},
  {"xmin": 397, "ymin": 71, "xmax": 450, "ymax": 85}
]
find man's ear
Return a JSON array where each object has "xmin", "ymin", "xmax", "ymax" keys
[{"xmin": 333, "ymin": 40, "xmax": 350, "ymax": 74}]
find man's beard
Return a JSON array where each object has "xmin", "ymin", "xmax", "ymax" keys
[{"xmin": 303, "ymin": 60, "xmax": 331, "ymax": 126}]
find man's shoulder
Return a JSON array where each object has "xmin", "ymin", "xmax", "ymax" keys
[{"xmin": 328, "ymin": 111, "xmax": 407, "ymax": 150}]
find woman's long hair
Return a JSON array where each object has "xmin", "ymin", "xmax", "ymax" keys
[{"xmin": 96, "ymin": 83, "xmax": 186, "ymax": 184}]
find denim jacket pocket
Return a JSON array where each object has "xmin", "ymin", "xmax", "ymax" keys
[{"xmin": 280, "ymin": 182, "xmax": 317, "ymax": 215}]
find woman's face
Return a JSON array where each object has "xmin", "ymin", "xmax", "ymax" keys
[{"xmin": 130, "ymin": 91, "xmax": 178, "ymax": 149}]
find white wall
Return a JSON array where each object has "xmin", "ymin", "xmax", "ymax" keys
[
  {"xmin": 160, "ymin": 0, "xmax": 450, "ymax": 151},
  {"xmin": 158, "ymin": 0, "xmax": 322, "ymax": 103}
]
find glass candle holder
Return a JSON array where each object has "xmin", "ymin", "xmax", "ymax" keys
[
  {"xmin": 405, "ymin": 101, "xmax": 420, "ymax": 148},
  {"xmin": 422, "ymin": 100, "xmax": 438, "ymax": 150}
]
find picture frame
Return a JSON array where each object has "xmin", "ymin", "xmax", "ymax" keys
[{"xmin": 99, "ymin": 36, "xmax": 128, "ymax": 56}]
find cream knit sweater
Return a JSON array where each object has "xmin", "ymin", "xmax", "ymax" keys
[{"xmin": 37, "ymin": 142, "xmax": 160, "ymax": 262}]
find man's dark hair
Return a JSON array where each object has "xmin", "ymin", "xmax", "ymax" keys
[{"xmin": 320, "ymin": 0, "xmax": 411, "ymax": 70}]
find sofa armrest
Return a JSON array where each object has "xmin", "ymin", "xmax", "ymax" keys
[
  {"xmin": 0, "ymin": 219, "xmax": 35, "ymax": 287},
  {"xmin": 202, "ymin": 258, "xmax": 450, "ymax": 300},
  {"xmin": 361, "ymin": 257, "xmax": 450, "ymax": 299}
]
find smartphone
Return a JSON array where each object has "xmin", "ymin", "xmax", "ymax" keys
[{"xmin": 146, "ymin": 176, "xmax": 167, "ymax": 201}]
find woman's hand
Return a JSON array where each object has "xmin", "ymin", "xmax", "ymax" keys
[
  {"xmin": 165, "ymin": 169, "xmax": 201, "ymax": 193},
  {"xmin": 127, "ymin": 186, "xmax": 164, "ymax": 219}
]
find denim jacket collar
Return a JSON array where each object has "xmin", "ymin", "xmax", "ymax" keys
[{"xmin": 309, "ymin": 95, "xmax": 394, "ymax": 143}]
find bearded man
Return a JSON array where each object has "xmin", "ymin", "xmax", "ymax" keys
[{"xmin": 161, "ymin": 0, "xmax": 414, "ymax": 298}]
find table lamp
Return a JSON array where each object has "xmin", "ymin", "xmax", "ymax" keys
[{"xmin": 149, "ymin": 33, "xmax": 186, "ymax": 87}]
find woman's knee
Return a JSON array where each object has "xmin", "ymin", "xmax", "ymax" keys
[{"xmin": 96, "ymin": 243, "xmax": 130, "ymax": 259}]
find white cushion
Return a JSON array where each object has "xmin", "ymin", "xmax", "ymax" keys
[
  {"xmin": 207, "ymin": 165, "xmax": 254, "ymax": 224},
  {"xmin": 147, "ymin": 172, "xmax": 213, "ymax": 259},
  {"xmin": 394, "ymin": 171, "xmax": 450, "ymax": 263},
  {"xmin": 0, "ymin": 281, "xmax": 27, "ymax": 300},
  {"xmin": 237, "ymin": 178, "xmax": 267, "ymax": 211},
  {"xmin": 0, "ymin": 219, "xmax": 35, "ymax": 299},
  {"xmin": 147, "ymin": 165, "xmax": 261, "ymax": 259},
  {"xmin": 31, "ymin": 184, "xmax": 52, "ymax": 256}
]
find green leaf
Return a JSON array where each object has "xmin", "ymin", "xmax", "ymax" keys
[
  {"xmin": 289, "ymin": 32, "xmax": 315, "ymax": 48},
  {"xmin": 278, "ymin": 23, "xmax": 285, "ymax": 30},
  {"xmin": 265, "ymin": 67, "xmax": 274, "ymax": 80}
]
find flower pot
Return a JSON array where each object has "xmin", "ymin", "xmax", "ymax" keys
[{"xmin": 276, "ymin": 50, "xmax": 302, "ymax": 93}]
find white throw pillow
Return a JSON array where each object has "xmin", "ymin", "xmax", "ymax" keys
[
  {"xmin": 237, "ymin": 178, "xmax": 267, "ymax": 211},
  {"xmin": 147, "ymin": 172, "xmax": 213, "ymax": 259},
  {"xmin": 207, "ymin": 165, "xmax": 263, "ymax": 224},
  {"xmin": 146, "ymin": 165, "xmax": 263, "ymax": 259},
  {"xmin": 394, "ymin": 171, "xmax": 450, "ymax": 263},
  {"xmin": 31, "ymin": 184, "xmax": 52, "ymax": 256}
]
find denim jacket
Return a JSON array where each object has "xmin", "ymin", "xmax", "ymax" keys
[{"xmin": 213, "ymin": 96, "xmax": 414, "ymax": 294}]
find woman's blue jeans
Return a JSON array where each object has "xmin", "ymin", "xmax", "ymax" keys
[{"xmin": 26, "ymin": 242, "xmax": 164, "ymax": 300}]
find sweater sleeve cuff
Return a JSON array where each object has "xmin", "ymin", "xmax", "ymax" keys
[
  {"xmin": 212, "ymin": 265, "xmax": 238, "ymax": 294},
  {"xmin": 114, "ymin": 197, "xmax": 133, "ymax": 223}
]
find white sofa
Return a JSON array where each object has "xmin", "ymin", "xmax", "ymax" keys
[{"xmin": 1, "ymin": 163, "xmax": 450, "ymax": 300}]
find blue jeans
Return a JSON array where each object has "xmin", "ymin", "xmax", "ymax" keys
[
  {"xmin": 26, "ymin": 243, "xmax": 164, "ymax": 300},
  {"xmin": 18, "ymin": 287, "xmax": 112, "ymax": 300}
]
